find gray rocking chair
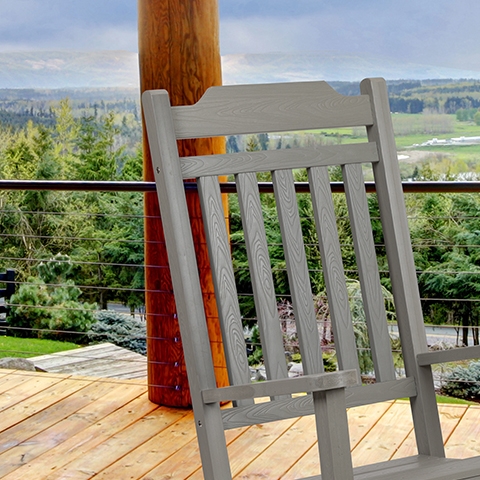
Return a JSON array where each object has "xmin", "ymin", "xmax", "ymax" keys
[{"xmin": 143, "ymin": 78, "xmax": 480, "ymax": 479}]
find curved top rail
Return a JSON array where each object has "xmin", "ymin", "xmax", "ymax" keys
[{"xmin": 167, "ymin": 81, "xmax": 374, "ymax": 138}]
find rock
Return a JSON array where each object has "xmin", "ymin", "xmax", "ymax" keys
[
  {"xmin": 0, "ymin": 357, "xmax": 36, "ymax": 372},
  {"xmin": 254, "ymin": 366, "xmax": 266, "ymax": 382},
  {"xmin": 250, "ymin": 365, "xmax": 267, "ymax": 382},
  {"xmin": 288, "ymin": 362, "xmax": 304, "ymax": 378}
]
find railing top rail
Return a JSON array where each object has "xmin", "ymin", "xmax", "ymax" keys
[{"xmin": 1, "ymin": 179, "xmax": 480, "ymax": 194}]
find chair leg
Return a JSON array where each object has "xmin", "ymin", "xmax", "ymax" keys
[
  {"xmin": 313, "ymin": 388, "xmax": 354, "ymax": 480},
  {"xmin": 196, "ymin": 403, "xmax": 233, "ymax": 479}
]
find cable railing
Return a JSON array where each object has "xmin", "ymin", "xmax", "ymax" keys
[
  {"xmin": 1, "ymin": 179, "xmax": 480, "ymax": 395},
  {"xmin": 3, "ymin": 179, "xmax": 480, "ymax": 193}
]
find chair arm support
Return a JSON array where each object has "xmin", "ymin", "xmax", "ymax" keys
[
  {"xmin": 417, "ymin": 345, "xmax": 480, "ymax": 366},
  {"xmin": 201, "ymin": 370, "xmax": 359, "ymax": 404}
]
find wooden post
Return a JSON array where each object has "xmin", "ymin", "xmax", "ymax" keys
[{"xmin": 138, "ymin": 0, "xmax": 229, "ymax": 406}]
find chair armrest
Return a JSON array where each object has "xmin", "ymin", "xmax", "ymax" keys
[
  {"xmin": 417, "ymin": 345, "xmax": 480, "ymax": 366},
  {"xmin": 201, "ymin": 370, "xmax": 359, "ymax": 404}
]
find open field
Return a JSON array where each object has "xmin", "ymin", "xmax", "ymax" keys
[
  {"xmin": 292, "ymin": 114, "xmax": 480, "ymax": 179},
  {"xmin": 306, "ymin": 115, "xmax": 480, "ymax": 147}
]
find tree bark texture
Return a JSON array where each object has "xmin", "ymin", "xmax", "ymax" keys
[{"xmin": 138, "ymin": 0, "xmax": 228, "ymax": 406}]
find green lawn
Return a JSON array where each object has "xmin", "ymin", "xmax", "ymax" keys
[
  {"xmin": 399, "ymin": 395, "xmax": 476, "ymax": 405},
  {"xmin": 0, "ymin": 336, "xmax": 80, "ymax": 358},
  {"xmin": 435, "ymin": 394, "xmax": 477, "ymax": 405}
]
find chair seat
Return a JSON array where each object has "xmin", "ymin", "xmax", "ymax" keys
[{"xmin": 305, "ymin": 455, "xmax": 480, "ymax": 480}]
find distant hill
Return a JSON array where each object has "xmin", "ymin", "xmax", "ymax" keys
[
  {"xmin": 222, "ymin": 52, "xmax": 480, "ymax": 84},
  {"xmin": 0, "ymin": 51, "xmax": 139, "ymax": 89},
  {"xmin": 1, "ymin": 50, "xmax": 480, "ymax": 89}
]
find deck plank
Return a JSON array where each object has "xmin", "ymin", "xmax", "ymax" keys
[
  {"xmin": 0, "ymin": 381, "xmax": 148, "ymax": 478},
  {"xmin": 0, "ymin": 379, "xmax": 114, "ymax": 449},
  {"xmin": 392, "ymin": 403, "xmax": 469, "ymax": 459},
  {"xmin": 281, "ymin": 401, "xmax": 395, "ymax": 479},
  {"xmin": 144, "ymin": 423, "xmax": 247, "ymax": 480},
  {"xmin": 30, "ymin": 343, "xmax": 147, "ymax": 380},
  {"xmin": 139, "ymin": 437, "xmax": 203, "ymax": 480},
  {"xmin": 93, "ymin": 412, "xmax": 199, "ymax": 479},
  {"xmin": 0, "ymin": 371, "xmax": 70, "ymax": 414},
  {"xmin": 2, "ymin": 392, "xmax": 158, "ymax": 480},
  {"xmin": 228, "ymin": 418, "xmax": 300, "ymax": 479},
  {"xmin": 44, "ymin": 407, "xmax": 190, "ymax": 479},
  {"xmin": 350, "ymin": 401, "xmax": 414, "ymax": 467},
  {"xmin": 234, "ymin": 415, "xmax": 318, "ymax": 479},
  {"xmin": 445, "ymin": 405, "xmax": 480, "ymax": 459},
  {"xmin": 0, "ymin": 371, "xmax": 39, "ymax": 395},
  {"xmin": 0, "ymin": 375, "xmax": 92, "ymax": 432}
]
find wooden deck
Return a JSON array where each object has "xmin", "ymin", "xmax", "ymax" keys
[
  {"xmin": 30, "ymin": 343, "xmax": 147, "ymax": 380},
  {"xmin": 0, "ymin": 369, "xmax": 478, "ymax": 479}
]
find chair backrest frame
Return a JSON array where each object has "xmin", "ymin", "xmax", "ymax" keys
[{"xmin": 143, "ymin": 78, "xmax": 445, "ymax": 478}]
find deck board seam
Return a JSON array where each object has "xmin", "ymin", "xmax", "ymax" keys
[
  {"xmin": 0, "ymin": 375, "xmax": 77, "ymax": 417},
  {"xmin": 0, "ymin": 377, "xmax": 95, "ymax": 434},
  {"xmin": 350, "ymin": 401, "xmax": 396, "ymax": 454},
  {"xmin": 442, "ymin": 404, "xmax": 470, "ymax": 447},
  {"xmin": 388, "ymin": 425, "xmax": 415, "ymax": 461},
  {"xmin": 0, "ymin": 392, "xmax": 158, "ymax": 480},
  {"xmin": 234, "ymin": 416, "xmax": 304, "ymax": 479},
  {"xmin": 83, "ymin": 410, "xmax": 195, "ymax": 479}
]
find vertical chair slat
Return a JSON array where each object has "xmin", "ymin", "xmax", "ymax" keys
[
  {"xmin": 197, "ymin": 175, "xmax": 253, "ymax": 404},
  {"xmin": 236, "ymin": 172, "xmax": 290, "ymax": 387},
  {"xmin": 343, "ymin": 162, "xmax": 396, "ymax": 382},
  {"xmin": 272, "ymin": 169, "xmax": 324, "ymax": 375},
  {"xmin": 308, "ymin": 166, "xmax": 360, "ymax": 374}
]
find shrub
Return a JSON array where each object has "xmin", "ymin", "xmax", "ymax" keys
[
  {"xmin": 8, "ymin": 280, "xmax": 96, "ymax": 342},
  {"xmin": 8, "ymin": 258, "xmax": 96, "ymax": 343},
  {"xmin": 441, "ymin": 360, "xmax": 480, "ymax": 400},
  {"xmin": 322, "ymin": 351, "xmax": 337, "ymax": 372},
  {"xmin": 88, "ymin": 310, "xmax": 146, "ymax": 355},
  {"xmin": 314, "ymin": 280, "xmax": 396, "ymax": 375},
  {"xmin": 7, "ymin": 278, "xmax": 51, "ymax": 337},
  {"xmin": 246, "ymin": 299, "xmax": 338, "ymax": 372}
]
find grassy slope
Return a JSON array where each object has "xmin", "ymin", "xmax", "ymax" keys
[{"xmin": 0, "ymin": 336, "xmax": 79, "ymax": 359}]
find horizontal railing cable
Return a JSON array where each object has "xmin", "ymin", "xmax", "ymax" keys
[{"xmin": 0, "ymin": 233, "xmax": 144, "ymax": 244}]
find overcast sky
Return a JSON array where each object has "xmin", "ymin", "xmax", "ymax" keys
[{"xmin": 0, "ymin": 0, "xmax": 479, "ymax": 71}]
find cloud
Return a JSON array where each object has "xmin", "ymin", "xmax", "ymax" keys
[
  {"xmin": 0, "ymin": 0, "xmax": 480, "ymax": 73},
  {"xmin": 220, "ymin": 11, "xmax": 401, "ymax": 57},
  {"xmin": 219, "ymin": 0, "xmax": 342, "ymax": 19},
  {"xmin": 220, "ymin": 15, "xmax": 322, "ymax": 55},
  {"xmin": 219, "ymin": 0, "xmax": 480, "ymax": 71},
  {"xmin": 0, "ymin": 0, "xmax": 138, "ymax": 52}
]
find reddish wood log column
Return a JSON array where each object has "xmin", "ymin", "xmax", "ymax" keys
[{"xmin": 138, "ymin": 0, "xmax": 229, "ymax": 406}]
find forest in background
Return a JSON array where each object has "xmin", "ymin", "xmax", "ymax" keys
[
  {"xmin": 2, "ymin": 78, "xmax": 480, "ymax": 127},
  {"xmin": 1, "ymin": 79, "xmax": 480, "ymax": 360}
]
